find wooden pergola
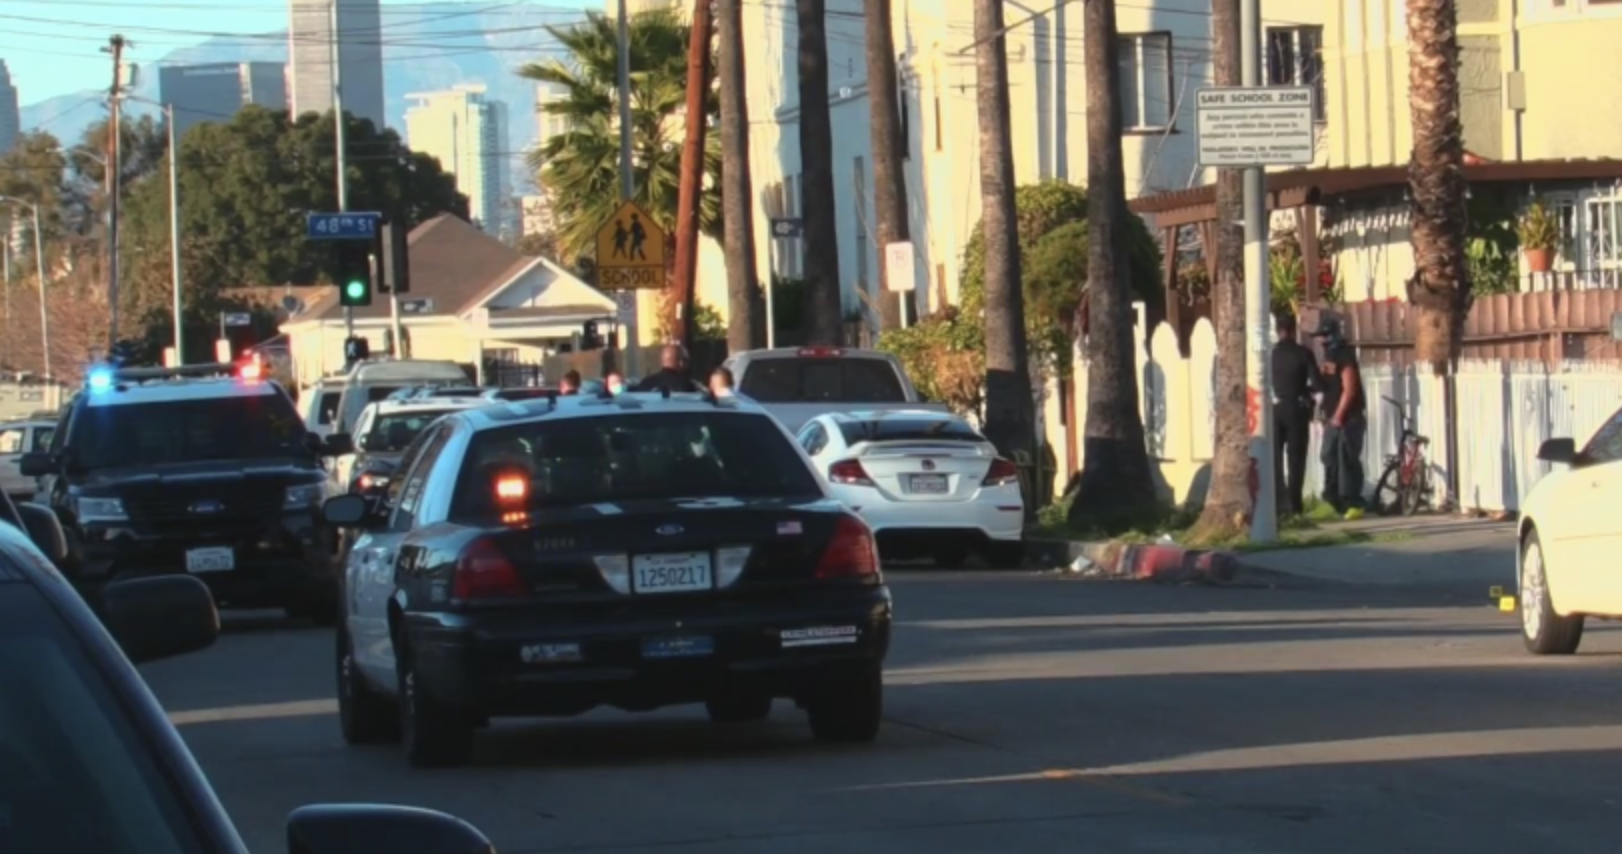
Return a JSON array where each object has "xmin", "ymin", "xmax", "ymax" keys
[{"xmin": 1127, "ymin": 159, "xmax": 1622, "ymax": 355}]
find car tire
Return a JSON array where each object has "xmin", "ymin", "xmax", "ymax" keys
[
  {"xmin": 706, "ymin": 691, "xmax": 772, "ymax": 724},
  {"xmin": 983, "ymin": 540, "xmax": 1026, "ymax": 569},
  {"xmin": 337, "ymin": 625, "xmax": 399, "ymax": 745},
  {"xmin": 807, "ymin": 666, "xmax": 883, "ymax": 743},
  {"xmin": 1520, "ymin": 530, "xmax": 1584, "ymax": 655},
  {"xmin": 396, "ymin": 637, "xmax": 475, "ymax": 768}
]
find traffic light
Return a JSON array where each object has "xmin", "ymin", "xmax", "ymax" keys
[
  {"xmin": 335, "ymin": 241, "xmax": 374, "ymax": 307},
  {"xmin": 581, "ymin": 319, "xmax": 602, "ymax": 351}
]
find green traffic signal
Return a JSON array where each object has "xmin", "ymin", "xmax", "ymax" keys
[
  {"xmin": 335, "ymin": 240, "xmax": 374, "ymax": 307},
  {"xmin": 345, "ymin": 280, "xmax": 367, "ymax": 300}
]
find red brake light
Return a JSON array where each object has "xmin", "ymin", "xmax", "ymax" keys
[
  {"xmin": 239, "ymin": 360, "xmax": 263, "ymax": 381},
  {"xmin": 450, "ymin": 537, "xmax": 528, "ymax": 602},
  {"xmin": 797, "ymin": 347, "xmax": 843, "ymax": 357},
  {"xmin": 815, "ymin": 515, "xmax": 879, "ymax": 579},
  {"xmin": 983, "ymin": 458, "xmax": 1020, "ymax": 486},
  {"xmin": 828, "ymin": 459, "xmax": 874, "ymax": 486}
]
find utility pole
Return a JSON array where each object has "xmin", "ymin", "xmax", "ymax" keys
[
  {"xmin": 2, "ymin": 222, "xmax": 11, "ymax": 368},
  {"xmin": 863, "ymin": 0, "xmax": 908, "ymax": 331},
  {"xmin": 670, "ymin": 0, "xmax": 714, "ymax": 349},
  {"xmin": 615, "ymin": 0, "xmax": 639, "ymax": 375},
  {"xmin": 1240, "ymin": 0, "xmax": 1276, "ymax": 541},
  {"xmin": 104, "ymin": 34, "xmax": 128, "ymax": 350},
  {"xmin": 330, "ymin": 0, "xmax": 354, "ymax": 341}
]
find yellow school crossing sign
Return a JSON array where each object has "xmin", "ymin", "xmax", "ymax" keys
[{"xmin": 595, "ymin": 201, "xmax": 666, "ymax": 290}]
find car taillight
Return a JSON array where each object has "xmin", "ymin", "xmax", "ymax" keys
[
  {"xmin": 451, "ymin": 537, "xmax": 528, "ymax": 602},
  {"xmin": 983, "ymin": 458, "xmax": 1020, "ymax": 486},
  {"xmin": 828, "ymin": 459, "xmax": 874, "ymax": 486},
  {"xmin": 797, "ymin": 347, "xmax": 843, "ymax": 357},
  {"xmin": 815, "ymin": 515, "xmax": 879, "ymax": 579}
]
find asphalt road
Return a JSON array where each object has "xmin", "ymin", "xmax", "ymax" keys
[{"xmin": 140, "ymin": 572, "xmax": 1622, "ymax": 854}]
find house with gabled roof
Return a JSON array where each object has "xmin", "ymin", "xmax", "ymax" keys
[{"xmin": 278, "ymin": 214, "xmax": 616, "ymax": 388}]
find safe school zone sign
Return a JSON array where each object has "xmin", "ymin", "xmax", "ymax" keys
[{"xmin": 1195, "ymin": 86, "xmax": 1317, "ymax": 168}]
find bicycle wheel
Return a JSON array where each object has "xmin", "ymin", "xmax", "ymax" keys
[
  {"xmin": 1372, "ymin": 462, "xmax": 1403, "ymax": 516},
  {"xmin": 1398, "ymin": 465, "xmax": 1425, "ymax": 516}
]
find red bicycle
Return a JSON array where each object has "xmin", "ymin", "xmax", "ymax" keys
[{"xmin": 1372, "ymin": 395, "xmax": 1432, "ymax": 516}]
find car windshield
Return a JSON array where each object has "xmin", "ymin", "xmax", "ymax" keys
[
  {"xmin": 72, "ymin": 393, "xmax": 310, "ymax": 470},
  {"xmin": 738, "ymin": 357, "xmax": 906, "ymax": 403},
  {"xmin": 837, "ymin": 418, "xmax": 984, "ymax": 445},
  {"xmin": 369, "ymin": 410, "xmax": 458, "ymax": 452},
  {"xmin": 451, "ymin": 411, "xmax": 821, "ymax": 519},
  {"xmin": 0, "ymin": 581, "xmax": 205, "ymax": 854}
]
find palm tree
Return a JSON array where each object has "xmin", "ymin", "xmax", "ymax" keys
[
  {"xmin": 1067, "ymin": 0, "xmax": 1157, "ymax": 529},
  {"xmin": 971, "ymin": 0, "xmax": 1034, "ymax": 468},
  {"xmin": 518, "ymin": 8, "xmax": 721, "ymax": 263},
  {"xmin": 1406, "ymin": 0, "xmax": 1469, "ymax": 370},
  {"xmin": 716, "ymin": 0, "xmax": 763, "ymax": 350},
  {"xmin": 796, "ymin": 0, "xmax": 844, "ymax": 345}
]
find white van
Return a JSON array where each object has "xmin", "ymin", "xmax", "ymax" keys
[
  {"xmin": 331, "ymin": 360, "xmax": 470, "ymax": 434},
  {"xmin": 0, "ymin": 418, "xmax": 57, "ymax": 501},
  {"xmin": 300, "ymin": 376, "xmax": 347, "ymax": 439}
]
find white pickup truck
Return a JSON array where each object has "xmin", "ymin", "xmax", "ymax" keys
[{"xmin": 721, "ymin": 347, "xmax": 949, "ymax": 434}]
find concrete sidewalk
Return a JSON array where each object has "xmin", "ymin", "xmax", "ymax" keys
[{"xmin": 1241, "ymin": 515, "xmax": 1516, "ymax": 590}]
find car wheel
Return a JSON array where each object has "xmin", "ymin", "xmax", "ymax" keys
[
  {"xmin": 396, "ymin": 636, "xmax": 475, "ymax": 768},
  {"xmin": 337, "ymin": 624, "xmax": 399, "ymax": 745},
  {"xmin": 1520, "ymin": 530, "xmax": 1583, "ymax": 655},
  {"xmin": 806, "ymin": 666, "xmax": 883, "ymax": 743},
  {"xmin": 983, "ymin": 540, "xmax": 1026, "ymax": 568},
  {"xmin": 706, "ymin": 691, "xmax": 772, "ymax": 724}
]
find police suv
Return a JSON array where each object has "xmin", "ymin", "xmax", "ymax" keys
[{"xmin": 20, "ymin": 361, "xmax": 351, "ymax": 622}]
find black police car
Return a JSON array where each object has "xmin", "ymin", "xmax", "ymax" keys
[
  {"xmin": 0, "ymin": 499, "xmax": 499, "ymax": 853},
  {"xmin": 20, "ymin": 362, "xmax": 351, "ymax": 622}
]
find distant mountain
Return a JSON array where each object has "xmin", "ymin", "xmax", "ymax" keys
[{"xmin": 19, "ymin": 2, "xmax": 582, "ymax": 191}]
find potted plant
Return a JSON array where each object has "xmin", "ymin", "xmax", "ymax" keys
[{"xmin": 1517, "ymin": 199, "xmax": 1561, "ymax": 274}]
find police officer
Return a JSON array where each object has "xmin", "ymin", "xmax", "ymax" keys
[{"xmin": 1270, "ymin": 313, "xmax": 1319, "ymax": 517}]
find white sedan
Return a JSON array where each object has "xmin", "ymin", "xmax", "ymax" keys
[
  {"xmin": 1517, "ymin": 410, "xmax": 1622, "ymax": 654},
  {"xmin": 793, "ymin": 410, "xmax": 1025, "ymax": 567}
]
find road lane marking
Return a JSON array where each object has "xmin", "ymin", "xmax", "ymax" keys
[{"xmin": 169, "ymin": 698, "xmax": 337, "ymax": 726}]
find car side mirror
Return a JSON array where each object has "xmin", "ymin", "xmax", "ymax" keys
[
  {"xmin": 99, "ymin": 575, "xmax": 220, "ymax": 664},
  {"xmin": 286, "ymin": 804, "xmax": 495, "ymax": 854},
  {"xmin": 321, "ymin": 494, "xmax": 373, "ymax": 527},
  {"xmin": 1537, "ymin": 437, "xmax": 1577, "ymax": 465},
  {"xmin": 17, "ymin": 451, "xmax": 53, "ymax": 478},
  {"xmin": 16, "ymin": 502, "xmax": 67, "ymax": 564},
  {"xmin": 323, "ymin": 433, "xmax": 355, "ymax": 457}
]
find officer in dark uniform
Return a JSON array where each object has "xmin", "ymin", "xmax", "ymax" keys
[{"xmin": 1270, "ymin": 313, "xmax": 1320, "ymax": 517}]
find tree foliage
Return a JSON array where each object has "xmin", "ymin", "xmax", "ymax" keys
[
  {"xmin": 519, "ymin": 8, "xmax": 722, "ymax": 264},
  {"xmin": 120, "ymin": 105, "xmax": 466, "ymax": 293}
]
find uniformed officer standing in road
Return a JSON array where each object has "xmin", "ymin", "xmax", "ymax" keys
[{"xmin": 1271, "ymin": 313, "xmax": 1320, "ymax": 517}]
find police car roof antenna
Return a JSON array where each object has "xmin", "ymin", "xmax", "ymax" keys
[
  {"xmin": 544, "ymin": 390, "xmax": 558, "ymax": 410},
  {"xmin": 660, "ymin": 386, "xmax": 671, "ymax": 400}
]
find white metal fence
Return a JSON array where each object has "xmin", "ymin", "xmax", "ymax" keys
[{"xmin": 1300, "ymin": 359, "xmax": 1622, "ymax": 513}]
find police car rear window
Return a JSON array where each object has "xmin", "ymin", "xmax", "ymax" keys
[
  {"xmin": 71, "ymin": 394, "xmax": 308, "ymax": 469},
  {"xmin": 451, "ymin": 411, "xmax": 820, "ymax": 518}
]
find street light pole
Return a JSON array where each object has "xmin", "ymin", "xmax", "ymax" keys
[
  {"xmin": 166, "ymin": 103, "xmax": 183, "ymax": 364},
  {"xmin": 1241, "ymin": 0, "xmax": 1276, "ymax": 541},
  {"xmin": 330, "ymin": 0, "xmax": 354, "ymax": 342},
  {"xmin": 615, "ymin": 0, "xmax": 638, "ymax": 375},
  {"xmin": 1, "ymin": 198, "xmax": 52, "ymax": 380}
]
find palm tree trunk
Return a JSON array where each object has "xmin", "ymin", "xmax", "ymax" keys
[
  {"xmin": 1067, "ymin": 0, "xmax": 1158, "ymax": 528},
  {"xmin": 1407, "ymin": 0, "xmax": 1469, "ymax": 371},
  {"xmin": 716, "ymin": 0, "xmax": 762, "ymax": 350},
  {"xmin": 864, "ymin": 0, "xmax": 908, "ymax": 331},
  {"xmin": 971, "ymin": 0, "xmax": 1034, "ymax": 470},
  {"xmin": 1187, "ymin": 0, "xmax": 1251, "ymax": 543},
  {"xmin": 671, "ymin": 0, "xmax": 715, "ymax": 350},
  {"xmin": 795, "ymin": 0, "xmax": 844, "ymax": 345}
]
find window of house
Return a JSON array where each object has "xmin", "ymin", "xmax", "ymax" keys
[
  {"xmin": 1267, "ymin": 26, "xmax": 1327, "ymax": 121},
  {"xmin": 485, "ymin": 348, "xmax": 519, "ymax": 364},
  {"xmin": 1117, "ymin": 33, "xmax": 1173, "ymax": 131}
]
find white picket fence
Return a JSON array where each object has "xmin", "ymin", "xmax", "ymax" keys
[{"xmin": 1116, "ymin": 317, "xmax": 1622, "ymax": 513}]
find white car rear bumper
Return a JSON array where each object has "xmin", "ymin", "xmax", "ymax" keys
[{"xmin": 830, "ymin": 484, "xmax": 1025, "ymax": 542}]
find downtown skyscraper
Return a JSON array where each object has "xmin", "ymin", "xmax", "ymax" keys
[
  {"xmin": 287, "ymin": 0, "xmax": 386, "ymax": 130},
  {"xmin": 0, "ymin": 60, "xmax": 19, "ymax": 154}
]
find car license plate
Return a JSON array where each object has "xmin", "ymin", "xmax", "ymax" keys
[
  {"xmin": 907, "ymin": 474, "xmax": 949, "ymax": 494},
  {"xmin": 631, "ymin": 552, "xmax": 712, "ymax": 594},
  {"xmin": 642, "ymin": 636, "xmax": 714, "ymax": 659},
  {"xmin": 185, "ymin": 547, "xmax": 234, "ymax": 573}
]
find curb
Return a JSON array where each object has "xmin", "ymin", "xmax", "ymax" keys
[{"xmin": 1026, "ymin": 538, "xmax": 1254, "ymax": 585}]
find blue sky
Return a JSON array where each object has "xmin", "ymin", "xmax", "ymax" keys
[{"xmin": 0, "ymin": 0, "xmax": 598, "ymax": 106}]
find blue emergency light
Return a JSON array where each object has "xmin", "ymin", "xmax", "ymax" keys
[{"xmin": 87, "ymin": 367, "xmax": 115, "ymax": 392}]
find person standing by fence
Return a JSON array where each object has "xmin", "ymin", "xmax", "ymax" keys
[
  {"xmin": 1314, "ymin": 318, "xmax": 1367, "ymax": 519},
  {"xmin": 1271, "ymin": 314, "xmax": 1320, "ymax": 517}
]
